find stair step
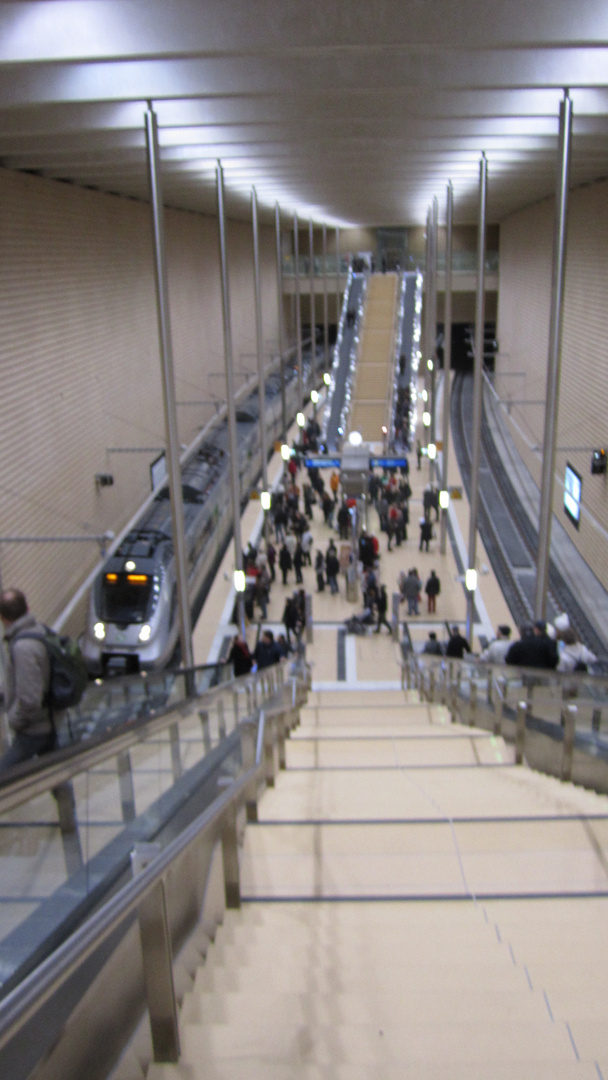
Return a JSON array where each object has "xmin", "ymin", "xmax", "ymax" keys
[
  {"xmin": 148, "ymin": 1062, "xmax": 598, "ymax": 1080},
  {"xmin": 175, "ymin": 1016, "xmax": 579, "ymax": 1067}
]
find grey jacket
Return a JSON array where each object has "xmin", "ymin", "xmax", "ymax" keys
[{"xmin": 3, "ymin": 614, "xmax": 53, "ymax": 737}]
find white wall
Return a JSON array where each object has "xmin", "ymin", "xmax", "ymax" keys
[
  {"xmin": 497, "ymin": 178, "xmax": 608, "ymax": 590},
  {"xmin": 0, "ymin": 168, "xmax": 279, "ymax": 626}
]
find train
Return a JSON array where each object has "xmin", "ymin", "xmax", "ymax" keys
[{"xmin": 80, "ymin": 358, "xmax": 309, "ymax": 675}]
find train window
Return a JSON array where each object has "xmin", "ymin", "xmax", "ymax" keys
[{"xmin": 101, "ymin": 573, "xmax": 152, "ymax": 623}]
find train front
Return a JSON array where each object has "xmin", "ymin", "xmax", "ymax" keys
[{"xmin": 82, "ymin": 534, "xmax": 173, "ymax": 675}]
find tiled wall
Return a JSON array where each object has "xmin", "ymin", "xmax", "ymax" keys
[
  {"xmin": 0, "ymin": 168, "xmax": 279, "ymax": 625},
  {"xmin": 497, "ymin": 178, "xmax": 608, "ymax": 590}
]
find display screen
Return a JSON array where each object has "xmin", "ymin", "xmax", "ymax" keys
[{"xmin": 564, "ymin": 462, "xmax": 582, "ymax": 529}]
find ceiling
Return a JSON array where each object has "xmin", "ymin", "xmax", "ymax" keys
[{"xmin": 1, "ymin": 0, "xmax": 608, "ymax": 227}]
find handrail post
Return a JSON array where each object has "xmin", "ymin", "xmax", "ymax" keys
[
  {"xmin": 117, "ymin": 751, "xmax": 136, "ymax": 822},
  {"xmin": 221, "ymin": 803, "xmax": 241, "ymax": 908},
  {"xmin": 449, "ymin": 663, "xmax": 458, "ymax": 724},
  {"xmin": 199, "ymin": 709, "xmax": 212, "ymax": 754},
  {"xmin": 233, "ymin": 689, "xmax": 240, "ymax": 725},
  {"xmin": 169, "ymin": 723, "xmax": 181, "ymax": 782},
  {"xmin": 240, "ymin": 721, "xmax": 258, "ymax": 822},
  {"xmin": 217, "ymin": 698, "xmax": 226, "ymax": 739},
  {"xmin": 515, "ymin": 700, "xmax": 527, "ymax": 765},
  {"xmin": 264, "ymin": 714, "xmax": 277, "ymax": 787},
  {"xmin": 428, "ymin": 667, "xmax": 435, "ymax": 704},
  {"xmin": 493, "ymin": 678, "xmax": 504, "ymax": 737},
  {"xmin": 469, "ymin": 679, "xmax": 477, "ymax": 727},
  {"xmin": 53, "ymin": 782, "xmax": 84, "ymax": 876},
  {"xmin": 277, "ymin": 708, "xmax": 287, "ymax": 770},
  {"xmin": 133, "ymin": 859, "xmax": 180, "ymax": 1063},
  {"xmin": 561, "ymin": 704, "xmax": 577, "ymax": 782}
]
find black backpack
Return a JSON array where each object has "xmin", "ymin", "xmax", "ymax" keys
[{"xmin": 15, "ymin": 628, "xmax": 89, "ymax": 711}]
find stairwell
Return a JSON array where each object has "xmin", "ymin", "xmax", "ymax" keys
[
  {"xmin": 146, "ymin": 686, "xmax": 608, "ymax": 1079},
  {"xmin": 348, "ymin": 273, "xmax": 398, "ymax": 443}
]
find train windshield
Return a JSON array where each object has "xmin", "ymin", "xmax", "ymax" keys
[{"xmin": 101, "ymin": 573, "xmax": 152, "ymax": 623}]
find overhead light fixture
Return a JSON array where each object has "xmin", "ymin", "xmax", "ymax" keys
[
  {"xmin": 310, "ymin": 390, "xmax": 319, "ymax": 404},
  {"xmin": 465, "ymin": 569, "xmax": 478, "ymax": 592},
  {"xmin": 427, "ymin": 443, "xmax": 437, "ymax": 461},
  {"xmin": 427, "ymin": 359, "xmax": 434, "ymax": 371},
  {"xmin": 260, "ymin": 491, "xmax": 271, "ymax": 510},
  {"xmin": 234, "ymin": 570, "xmax": 246, "ymax": 593},
  {"xmin": 422, "ymin": 412, "xmax": 431, "ymax": 427},
  {"xmin": 439, "ymin": 490, "xmax": 450, "ymax": 509},
  {"xmin": 348, "ymin": 431, "xmax": 363, "ymax": 446},
  {"xmin": 296, "ymin": 412, "xmax": 305, "ymax": 427},
  {"xmin": 281, "ymin": 444, "xmax": 291, "ymax": 460},
  {"xmin": 323, "ymin": 373, "xmax": 331, "ymax": 385}
]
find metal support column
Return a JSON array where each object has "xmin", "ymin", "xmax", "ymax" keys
[
  {"xmin": 216, "ymin": 161, "xmax": 245, "ymax": 635},
  {"xmin": 429, "ymin": 196, "xmax": 438, "ymax": 483},
  {"xmin": 466, "ymin": 154, "xmax": 488, "ymax": 645},
  {"xmin": 335, "ymin": 226, "xmax": 341, "ymax": 334},
  {"xmin": 145, "ymin": 105, "xmax": 194, "ymax": 670},
  {"xmin": 535, "ymin": 92, "xmax": 573, "ymax": 620},
  {"xmin": 309, "ymin": 218, "xmax": 316, "ymax": 394},
  {"xmin": 322, "ymin": 223, "xmax": 329, "ymax": 372},
  {"xmin": 440, "ymin": 182, "xmax": 453, "ymax": 556},
  {"xmin": 294, "ymin": 213, "xmax": 303, "ymax": 409},
  {"xmin": 252, "ymin": 189, "xmax": 269, "ymax": 524},
  {"xmin": 275, "ymin": 203, "xmax": 287, "ymax": 443}
]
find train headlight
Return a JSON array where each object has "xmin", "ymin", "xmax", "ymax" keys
[
  {"xmin": 93, "ymin": 622, "xmax": 106, "ymax": 641},
  {"xmin": 138, "ymin": 624, "xmax": 152, "ymax": 642}
]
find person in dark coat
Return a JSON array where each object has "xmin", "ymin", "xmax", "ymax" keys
[
  {"xmin": 279, "ymin": 543, "xmax": 292, "ymax": 586},
  {"xmin": 445, "ymin": 626, "xmax": 472, "ymax": 659},
  {"xmin": 293, "ymin": 542, "xmax": 304, "ymax": 584},
  {"xmin": 282, "ymin": 597, "xmax": 300, "ymax": 645},
  {"xmin": 425, "ymin": 570, "xmax": 441, "ymax": 613},
  {"xmin": 326, "ymin": 549, "xmax": 340, "ymax": 595},
  {"xmin": 419, "ymin": 518, "xmax": 433, "ymax": 552},
  {"xmin": 254, "ymin": 630, "xmax": 281, "ymax": 670},
  {"xmin": 228, "ymin": 633, "xmax": 253, "ymax": 677},
  {"xmin": 374, "ymin": 585, "xmax": 391, "ymax": 635},
  {"xmin": 506, "ymin": 621, "xmax": 558, "ymax": 670},
  {"xmin": 315, "ymin": 550, "xmax": 325, "ymax": 592},
  {"xmin": 337, "ymin": 502, "xmax": 351, "ymax": 540}
]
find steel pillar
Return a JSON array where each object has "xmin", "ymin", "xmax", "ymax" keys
[
  {"xmin": 216, "ymin": 161, "xmax": 245, "ymax": 635},
  {"xmin": 144, "ymin": 105, "xmax": 194, "ymax": 669},
  {"xmin": 466, "ymin": 154, "xmax": 488, "ymax": 645},
  {"xmin": 535, "ymin": 92, "xmax": 573, "ymax": 620}
]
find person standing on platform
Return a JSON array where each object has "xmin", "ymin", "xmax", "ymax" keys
[
  {"xmin": 419, "ymin": 518, "xmax": 433, "ymax": 552},
  {"xmin": 293, "ymin": 541, "xmax": 304, "ymax": 585},
  {"xmin": 330, "ymin": 470, "xmax": 340, "ymax": 504},
  {"xmin": 315, "ymin": 550, "xmax": 325, "ymax": 592},
  {"xmin": 424, "ymin": 570, "xmax": 441, "ymax": 614},
  {"xmin": 401, "ymin": 568, "xmax": 422, "ymax": 616},
  {"xmin": 374, "ymin": 585, "xmax": 392, "ymax": 635},
  {"xmin": 423, "ymin": 631, "xmax": 444, "ymax": 656},
  {"xmin": 326, "ymin": 547, "xmax": 340, "ymax": 595},
  {"xmin": 279, "ymin": 542, "xmax": 292, "ymax": 586},
  {"xmin": 0, "ymin": 589, "xmax": 56, "ymax": 770}
]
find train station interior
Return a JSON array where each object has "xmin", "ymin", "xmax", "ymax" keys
[{"xmin": 2, "ymin": 2, "xmax": 608, "ymax": 1078}]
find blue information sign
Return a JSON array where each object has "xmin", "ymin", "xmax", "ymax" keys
[
  {"xmin": 370, "ymin": 457, "xmax": 408, "ymax": 468},
  {"xmin": 304, "ymin": 457, "xmax": 341, "ymax": 468}
]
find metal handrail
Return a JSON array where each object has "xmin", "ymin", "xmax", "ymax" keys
[
  {"xmin": 0, "ymin": 663, "xmax": 309, "ymax": 1066},
  {"xmin": 0, "ymin": 764, "xmax": 252, "ymax": 1056},
  {"xmin": 402, "ymin": 652, "xmax": 608, "ymax": 791},
  {"xmin": 0, "ymin": 661, "xmax": 287, "ymax": 814}
]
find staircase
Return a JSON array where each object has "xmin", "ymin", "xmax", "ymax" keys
[
  {"xmin": 146, "ymin": 687, "xmax": 608, "ymax": 1079},
  {"xmin": 349, "ymin": 273, "xmax": 398, "ymax": 443}
]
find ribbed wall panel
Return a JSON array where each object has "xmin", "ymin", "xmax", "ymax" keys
[
  {"xmin": 497, "ymin": 178, "xmax": 608, "ymax": 591},
  {"xmin": 0, "ymin": 168, "xmax": 278, "ymax": 627}
]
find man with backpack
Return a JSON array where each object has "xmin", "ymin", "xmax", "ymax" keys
[{"xmin": 0, "ymin": 589, "xmax": 56, "ymax": 769}]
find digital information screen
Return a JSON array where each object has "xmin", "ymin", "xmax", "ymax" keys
[{"xmin": 564, "ymin": 462, "xmax": 582, "ymax": 529}]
